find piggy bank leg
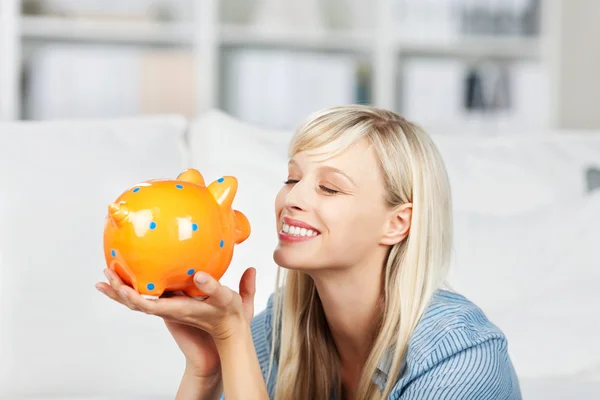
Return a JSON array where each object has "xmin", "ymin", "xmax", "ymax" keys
[{"xmin": 136, "ymin": 280, "xmax": 166, "ymax": 300}]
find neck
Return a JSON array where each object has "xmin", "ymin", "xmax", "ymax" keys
[{"xmin": 309, "ymin": 250, "xmax": 386, "ymax": 368}]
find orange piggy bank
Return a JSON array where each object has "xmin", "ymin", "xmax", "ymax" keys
[{"xmin": 103, "ymin": 168, "xmax": 250, "ymax": 300}]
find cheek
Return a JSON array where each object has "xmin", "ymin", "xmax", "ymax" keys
[
  {"xmin": 327, "ymin": 202, "xmax": 385, "ymax": 245},
  {"xmin": 274, "ymin": 187, "xmax": 287, "ymax": 215}
]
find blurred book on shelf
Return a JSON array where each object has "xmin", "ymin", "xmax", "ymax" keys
[
  {"xmin": 393, "ymin": 0, "xmax": 541, "ymax": 40},
  {"xmin": 401, "ymin": 57, "xmax": 548, "ymax": 135},
  {"xmin": 222, "ymin": 49, "xmax": 358, "ymax": 130},
  {"xmin": 23, "ymin": 45, "xmax": 197, "ymax": 120},
  {"xmin": 139, "ymin": 50, "xmax": 196, "ymax": 118}
]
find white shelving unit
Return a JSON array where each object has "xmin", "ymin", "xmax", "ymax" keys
[
  {"xmin": 20, "ymin": 15, "xmax": 195, "ymax": 45},
  {"xmin": 0, "ymin": 0, "xmax": 21, "ymax": 121},
  {"xmin": 3, "ymin": 0, "xmax": 586, "ymax": 129}
]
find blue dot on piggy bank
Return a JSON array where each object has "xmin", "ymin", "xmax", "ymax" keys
[
  {"xmin": 147, "ymin": 283, "xmax": 155, "ymax": 290},
  {"xmin": 111, "ymin": 249, "xmax": 116, "ymax": 257},
  {"xmin": 187, "ymin": 268, "xmax": 195, "ymax": 275},
  {"xmin": 220, "ymin": 240, "xmax": 224, "ymax": 248},
  {"xmin": 149, "ymin": 221, "xmax": 157, "ymax": 230},
  {"xmin": 217, "ymin": 177, "xmax": 224, "ymax": 183},
  {"xmin": 176, "ymin": 184, "xmax": 183, "ymax": 189},
  {"xmin": 133, "ymin": 187, "xmax": 140, "ymax": 193},
  {"xmin": 192, "ymin": 223, "xmax": 198, "ymax": 231}
]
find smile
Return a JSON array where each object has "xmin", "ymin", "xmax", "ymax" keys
[
  {"xmin": 281, "ymin": 223, "xmax": 319, "ymax": 237},
  {"xmin": 278, "ymin": 218, "xmax": 321, "ymax": 243}
]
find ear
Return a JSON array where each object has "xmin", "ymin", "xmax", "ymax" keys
[{"xmin": 380, "ymin": 203, "xmax": 412, "ymax": 246}]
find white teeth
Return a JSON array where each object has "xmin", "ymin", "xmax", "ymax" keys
[{"xmin": 282, "ymin": 223, "xmax": 319, "ymax": 237}]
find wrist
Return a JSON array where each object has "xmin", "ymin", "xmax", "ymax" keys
[
  {"xmin": 183, "ymin": 365, "xmax": 222, "ymax": 388},
  {"xmin": 213, "ymin": 319, "xmax": 269, "ymax": 399},
  {"xmin": 213, "ymin": 315, "xmax": 251, "ymax": 349},
  {"xmin": 177, "ymin": 368, "xmax": 223, "ymax": 400}
]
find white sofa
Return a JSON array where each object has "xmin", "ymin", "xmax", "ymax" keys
[{"xmin": 0, "ymin": 110, "xmax": 599, "ymax": 399}]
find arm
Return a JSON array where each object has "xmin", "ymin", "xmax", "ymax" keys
[
  {"xmin": 398, "ymin": 338, "xmax": 521, "ymax": 400},
  {"xmin": 99, "ymin": 267, "xmax": 268, "ymax": 400},
  {"xmin": 175, "ymin": 369, "xmax": 223, "ymax": 400},
  {"xmin": 215, "ymin": 319, "xmax": 270, "ymax": 400}
]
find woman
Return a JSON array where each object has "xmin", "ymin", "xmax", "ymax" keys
[{"xmin": 96, "ymin": 105, "xmax": 521, "ymax": 399}]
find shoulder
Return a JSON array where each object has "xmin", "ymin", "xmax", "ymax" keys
[
  {"xmin": 408, "ymin": 289, "xmax": 507, "ymax": 364},
  {"xmin": 390, "ymin": 290, "xmax": 521, "ymax": 399}
]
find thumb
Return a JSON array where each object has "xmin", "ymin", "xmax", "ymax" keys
[
  {"xmin": 239, "ymin": 267, "xmax": 256, "ymax": 301},
  {"xmin": 239, "ymin": 267, "xmax": 256, "ymax": 319}
]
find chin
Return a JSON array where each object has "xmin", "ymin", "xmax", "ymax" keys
[{"xmin": 273, "ymin": 245, "xmax": 323, "ymax": 272}]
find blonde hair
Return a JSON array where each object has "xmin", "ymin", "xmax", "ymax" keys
[{"xmin": 268, "ymin": 105, "xmax": 453, "ymax": 399}]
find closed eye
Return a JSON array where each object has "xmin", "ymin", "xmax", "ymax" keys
[
  {"xmin": 285, "ymin": 179, "xmax": 339, "ymax": 195},
  {"xmin": 320, "ymin": 186, "xmax": 339, "ymax": 194}
]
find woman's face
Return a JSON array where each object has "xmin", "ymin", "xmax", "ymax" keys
[{"xmin": 273, "ymin": 139, "xmax": 405, "ymax": 272}]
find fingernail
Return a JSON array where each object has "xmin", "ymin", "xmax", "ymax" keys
[
  {"xmin": 194, "ymin": 272, "xmax": 208, "ymax": 284},
  {"xmin": 95, "ymin": 285, "xmax": 104, "ymax": 294}
]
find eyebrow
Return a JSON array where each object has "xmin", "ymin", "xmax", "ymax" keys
[{"xmin": 288, "ymin": 159, "xmax": 356, "ymax": 186}]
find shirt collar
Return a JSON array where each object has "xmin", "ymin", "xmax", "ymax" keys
[{"xmin": 372, "ymin": 347, "xmax": 395, "ymax": 391}]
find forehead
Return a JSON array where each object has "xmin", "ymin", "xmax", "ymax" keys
[{"xmin": 290, "ymin": 139, "xmax": 380, "ymax": 179}]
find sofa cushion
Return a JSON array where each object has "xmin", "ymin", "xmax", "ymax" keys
[
  {"xmin": 432, "ymin": 132, "xmax": 600, "ymax": 216},
  {"xmin": 448, "ymin": 190, "xmax": 600, "ymax": 380},
  {"xmin": 0, "ymin": 116, "xmax": 188, "ymax": 398}
]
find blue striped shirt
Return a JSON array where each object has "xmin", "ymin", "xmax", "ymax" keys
[{"xmin": 224, "ymin": 289, "xmax": 522, "ymax": 399}]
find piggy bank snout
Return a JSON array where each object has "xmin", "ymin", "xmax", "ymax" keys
[{"xmin": 108, "ymin": 202, "xmax": 129, "ymax": 226}]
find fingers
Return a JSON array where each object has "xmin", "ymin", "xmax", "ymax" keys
[
  {"xmin": 115, "ymin": 284, "xmax": 149, "ymax": 312},
  {"xmin": 95, "ymin": 282, "xmax": 126, "ymax": 306},
  {"xmin": 96, "ymin": 268, "xmax": 249, "ymax": 334},
  {"xmin": 193, "ymin": 272, "xmax": 235, "ymax": 309},
  {"xmin": 99, "ymin": 268, "xmax": 142, "ymax": 311},
  {"xmin": 118, "ymin": 289, "xmax": 215, "ymax": 328}
]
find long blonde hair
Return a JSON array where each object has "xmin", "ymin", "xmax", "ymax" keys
[{"xmin": 268, "ymin": 105, "xmax": 453, "ymax": 399}]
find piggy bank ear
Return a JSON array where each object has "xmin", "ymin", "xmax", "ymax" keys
[
  {"xmin": 208, "ymin": 176, "xmax": 238, "ymax": 209},
  {"xmin": 177, "ymin": 169, "xmax": 205, "ymax": 186}
]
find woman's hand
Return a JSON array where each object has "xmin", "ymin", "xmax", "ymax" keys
[{"xmin": 95, "ymin": 267, "xmax": 257, "ymax": 378}]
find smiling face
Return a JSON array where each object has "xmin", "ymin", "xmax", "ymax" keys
[{"xmin": 273, "ymin": 138, "xmax": 397, "ymax": 272}]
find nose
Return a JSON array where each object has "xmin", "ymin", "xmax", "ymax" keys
[{"xmin": 283, "ymin": 181, "xmax": 310, "ymax": 213}]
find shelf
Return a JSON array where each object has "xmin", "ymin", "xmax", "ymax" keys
[
  {"xmin": 20, "ymin": 16, "xmax": 193, "ymax": 45},
  {"xmin": 19, "ymin": 16, "xmax": 540, "ymax": 61},
  {"xmin": 20, "ymin": 17, "xmax": 373, "ymax": 52},
  {"xmin": 219, "ymin": 24, "xmax": 373, "ymax": 52},
  {"xmin": 396, "ymin": 36, "xmax": 541, "ymax": 61}
]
